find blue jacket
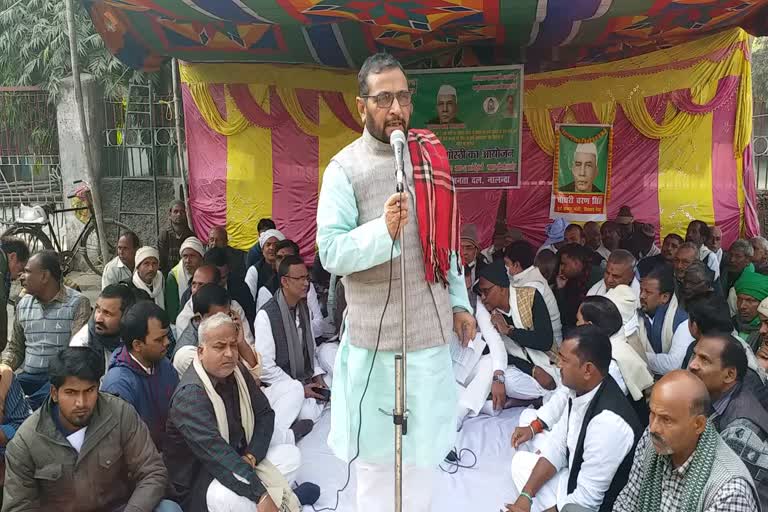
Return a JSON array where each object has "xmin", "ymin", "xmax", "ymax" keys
[{"xmin": 101, "ymin": 345, "xmax": 179, "ymax": 451}]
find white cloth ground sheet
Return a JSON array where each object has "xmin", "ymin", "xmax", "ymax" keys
[{"xmin": 295, "ymin": 406, "xmax": 523, "ymax": 511}]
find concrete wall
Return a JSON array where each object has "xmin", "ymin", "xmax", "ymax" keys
[
  {"xmin": 55, "ymin": 74, "xmax": 105, "ymax": 254},
  {"xmin": 56, "ymin": 74, "xmax": 187, "ymax": 257},
  {"xmin": 100, "ymin": 177, "xmax": 182, "ymax": 248}
]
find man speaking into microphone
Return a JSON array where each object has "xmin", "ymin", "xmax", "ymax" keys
[{"xmin": 317, "ymin": 53, "xmax": 476, "ymax": 511}]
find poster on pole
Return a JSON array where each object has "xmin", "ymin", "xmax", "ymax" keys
[
  {"xmin": 550, "ymin": 124, "xmax": 613, "ymax": 222},
  {"xmin": 408, "ymin": 65, "xmax": 523, "ymax": 190}
]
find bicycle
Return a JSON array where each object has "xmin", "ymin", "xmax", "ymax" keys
[{"xmin": 1, "ymin": 180, "xmax": 131, "ymax": 276}]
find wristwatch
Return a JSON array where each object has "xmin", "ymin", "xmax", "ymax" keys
[{"xmin": 493, "ymin": 373, "xmax": 506, "ymax": 384}]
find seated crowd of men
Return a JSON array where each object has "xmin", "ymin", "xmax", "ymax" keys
[{"xmin": 0, "ymin": 199, "xmax": 764, "ymax": 511}]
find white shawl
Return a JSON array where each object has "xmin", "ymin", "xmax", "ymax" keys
[
  {"xmin": 132, "ymin": 270, "xmax": 165, "ymax": 309},
  {"xmin": 637, "ymin": 293, "xmax": 680, "ymax": 355},
  {"xmin": 192, "ymin": 357, "xmax": 299, "ymax": 511},
  {"xmin": 499, "ymin": 287, "xmax": 559, "ymax": 383},
  {"xmin": 609, "ymin": 331, "xmax": 654, "ymax": 401}
]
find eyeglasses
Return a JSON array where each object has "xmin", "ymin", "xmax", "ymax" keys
[
  {"xmin": 475, "ymin": 284, "xmax": 496, "ymax": 297},
  {"xmin": 285, "ymin": 275, "xmax": 311, "ymax": 283},
  {"xmin": 361, "ymin": 90, "xmax": 413, "ymax": 109}
]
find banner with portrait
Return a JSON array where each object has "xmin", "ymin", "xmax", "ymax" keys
[
  {"xmin": 408, "ymin": 66, "xmax": 523, "ymax": 189},
  {"xmin": 550, "ymin": 124, "xmax": 613, "ymax": 222}
]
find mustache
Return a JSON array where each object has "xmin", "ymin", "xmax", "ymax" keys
[{"xmin": 650, "ymin": 432, "xmax": 671, "ymax": 449}]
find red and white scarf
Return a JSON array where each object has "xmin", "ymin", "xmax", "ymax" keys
[{"xmin": 407, "ymin": 129, "xmax": 460, "ymax": 285}]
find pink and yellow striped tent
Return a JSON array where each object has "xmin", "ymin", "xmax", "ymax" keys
[{"xmin": 181, "ymin": 27, "xmax": 758, "ymax": 253}]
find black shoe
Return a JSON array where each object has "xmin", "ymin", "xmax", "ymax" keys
[
  {"xmin": 290, "ymin": 419, "xmax": 314, "ymax": 443},
  {"xmin": 294, "ymin": 482, "xmax": 321, "ymax": 505}
]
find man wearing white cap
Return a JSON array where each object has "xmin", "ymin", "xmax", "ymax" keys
[
  {"xmin": 245, "ymin": 229, "xmax": 285, "ymax": 301},
  {"xmin": 165, "ymin": 237, "xmax": 205, "ymax": 323},
  {"xmin": 132, "ymin": 247, "xmax": 164, "ymax": 309},
  {"xmin": 560, "ymin": 142, "xmax": 602, "ymax": 193},
  {"xmin": 427, "ymin": 84, "xmax": 461, "ymax": 125}
]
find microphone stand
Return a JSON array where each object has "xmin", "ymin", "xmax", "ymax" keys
[{"xmin": 393, "ymin": 172, "xmax": 408, "ymax": 512}]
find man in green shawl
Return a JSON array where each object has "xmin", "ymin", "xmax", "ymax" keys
[
  {"xmin": 732, "ymin": 271, "xmax": 768, "ymax": 345},
  {"xmin": 613, "ymin": 370, "xmax": 758, "ymax": 512}
]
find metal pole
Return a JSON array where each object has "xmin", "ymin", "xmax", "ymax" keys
[
  {"xmin": 64, "ymin": 0, "xmax": 110, "ymax": 264},
  {"xmin": 171, "ymin": 58, "xmax": 193, "ymax": 228},
  {"xmin": 393, "ymin": 185, "xmax": 408, "ymax": 512}
]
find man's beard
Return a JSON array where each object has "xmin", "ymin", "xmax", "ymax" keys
[
  {"xmin": 66, "ymin": 409, "xmax": 94, "ymax": 428},
  {"xmin": 366, "ymin": 112, "xmax": 408, "ymax": 143}
]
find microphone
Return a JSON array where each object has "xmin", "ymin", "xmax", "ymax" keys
[{"xmin": 390, "ymin": 129, "xmax": 406, "ymax": 192}]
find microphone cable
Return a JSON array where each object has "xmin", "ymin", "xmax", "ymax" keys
[
  {"xmin": 439, "ymin": 446, "xmax": 478, "ymax": 475},
  {"xmin": 311, "ymin": 192, "xmax": 403, "ymax": 512}
]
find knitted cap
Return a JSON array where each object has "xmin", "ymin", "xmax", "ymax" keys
[
  {"xmin": 179, "ymin": 236, "xmax": 205, "ymax": 257},
  {"xmin": 135, "ymin": 246, "xmax": 159, "ymax": 267}
]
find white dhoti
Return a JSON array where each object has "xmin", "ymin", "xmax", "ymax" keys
[
  {"xmin": 263, "ymin": 378, "xmax": 304, "ymax": 445},
  {"xmin": 206, "ymin": 444, "xmax": 302, "ymax": 511},
  {"xmin": 355, "ymin": 461, "xmax": 435, "ymax": 512},
  {"xmin": 455, "ymin": 355, "xmax": 494, "ymax": 426},
  {"xmin": 504, "ymin": 366, "xmax": 550, "ymax": 400},
  {"xmin": 510, "ymin": 451, "xmax": 565, "ymax": 512},
  {"xmin": 315, "ymin": 341, "xmax": 340, "ymax": 387}
]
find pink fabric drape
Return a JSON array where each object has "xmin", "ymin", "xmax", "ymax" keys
[
  {"xmin": 670, "ymin": 75, "xmax": 740, "ymax": 114},
  {"xmin": 270, "ymin": 88, "xmax": 319, "ymax": 263},
  {"xmin": 711, "ymin": 85, "xmax": 741, "ymax": 248},
  {"xmin": 504, "ymin": 126, "xmax": 553, "ymax": 246},
  {"xmin": 743, "ymin": 144, "xmax": 761, "ymax": 238},
  {"xmin": 568, "ymin": 103, "xmax": 601, "ymax": 124},
  {"xmin": 182, "ymin": 84, "xmax": 227, "ymax": 239},
  {"xmin": 457, "ymin": 190, "xmax": 503, "ymax": 248},
  {"xmin": 320, "ymin": 91, "xmax": 363, "ymax": 133},
  {"xmin": 607, "ymin": 105, "xmax": 662, "ymax": 239}
]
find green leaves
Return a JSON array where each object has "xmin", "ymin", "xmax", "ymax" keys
[{"xmin": 0, "ymin": 0, "xmax": 159, "ymax": 102}]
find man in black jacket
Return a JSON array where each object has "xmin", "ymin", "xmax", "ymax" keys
[
  {"xmin": 689, "ymin": 333, "xmax": 768, "ymax": 506},
  {"xmin": 163, "ymin": 313, "xmax": 318, "ymax": 511},
  {"xmin": 506, "ymin": 326, "xmax": 642, "ymax": 512}
]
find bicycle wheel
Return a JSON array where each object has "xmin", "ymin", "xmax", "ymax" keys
[
  {"xmin": 1, "ymin": 225, "xmax": 54, "ymax": 253},
  {"xmin": 81, "ymin": 219, "xmax": 132, "ymax": 275}
]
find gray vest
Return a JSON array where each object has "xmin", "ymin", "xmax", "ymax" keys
[
  {"xmin": 261, "ymin": 298, "xmax": 313, "ymax": 381},
  {"xmin": 333, "ymin": 130, "xmax": 454, "ymax": 352},
  {"xmin": 17, "ymin": 287, "xmax": 84, "ymax": 374},
  {"xmin": 698, "ymin": 436, "xmax": 760, "ymax": 509}
]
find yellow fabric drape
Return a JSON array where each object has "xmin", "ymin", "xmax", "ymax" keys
[
  {"xmin": 226, "ymin": 93, "xmax": 274, "ymax": 249},
  {"xmin": 657, "ymin": 81, "xmax": 717, "ymax": 239},
  {"xmin": 189, "ymin": 83, "xmax": 250, "ymax": 136},
  {"xmin": 276, "ymin": 87, "xmax": 340, "ymax": 138},
  {"xmin": 593, "ymin": 102, "xmax": 616, "ymax": 125},
  {"xmin": 523, "ymin": 28, "xmax": 751, "ymax": 158},
  {"xmin": 525, "ymin": 108, "xmax": 558, "ymax": 156},
  {"xmin": 622, "ymin": 94, "xmax": 699, "ymax": 139}
]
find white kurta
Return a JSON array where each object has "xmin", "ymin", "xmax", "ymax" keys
[
  {"xmin": 252, "ymin": 308, "xmax": 337, "ymax": 422},
  {"xmin": 316, "ymin": 156, "xmax": 471, "ymax": 468},
  {"xmin": 646, "ymin": 321, "xmax": 695, "ymax": 376},
  {"xmin": 511, "ymin": 383, "xmax": 635, "ymax": 511}
]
